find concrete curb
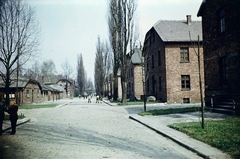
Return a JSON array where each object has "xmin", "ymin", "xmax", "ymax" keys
[
  {"xmin": 2, "ymin": 118, "xmax": 31, "ymax": 133},
  {"xmin": 102, "ymin": 100, "xmax": 117, "ymax": 106},
  {"xmin": 55, "ymin": 101, "xmax": 73, "ymax": 108}
]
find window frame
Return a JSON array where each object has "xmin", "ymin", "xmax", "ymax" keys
[
  {"xmin": 180, "ymin": 47, "xmax": 189, "ymax": 63},
  {"xmin": 159, "ymin": 77, "xmax": 162, "ymax": 91},
  {"xmin": 181, "ymin": 75, "xmax": 190, "ymax": 91},
  {"xmin": 152, "ymin": 54, "xmax": 154, "ymax": 68},
  {"xmin": 158, "ymin": 50, "xmax": 161, "ymax": 66},
  {"xmin": 218, "ymin": 8, "xmax": 226, "ymax": 34},
  {"xmin": 183, "ymin": 98, "xmax": 190, "ymax": 103}
]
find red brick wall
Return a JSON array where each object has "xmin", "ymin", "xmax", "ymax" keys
[
  {"xmin": 144, "ymin": 28, "xmax": 204, "ymax": 103},
  {"xmin": 127, "ymin": 63, "xmax": 144, "ymax": 100},
  {"xmin": 21, "ymin": 82, "xmax": 42, "ymax": 104},
  {"xmin": 200, "ymin": 0, "xmax": 240, "ymax": 100},
  {"xmin": 165, "ymin": 44, "xmax": 204, "ymax": 103}
]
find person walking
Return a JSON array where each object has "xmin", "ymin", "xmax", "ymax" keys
[
  {"xmin": 7, "ymin": 101, "xmax": 18, "ymax": 135},
  {"xmin": 88, "ymin": 95, "xmax": 91, "ymax": 103},
  {"xmin": 0, "ymin": 101, "xmax": 5, "ymax": 136},
  {"xmin": 96, "ymin": 95, "xmax": 99, "ymax": 103}
]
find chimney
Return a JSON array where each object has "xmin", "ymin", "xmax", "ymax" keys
[
  {"xmin": 186, "ymin": 15, "xmax": 191, "ymax": 25},
  {"xmin": 42, "ymin": 76, "xmax": 44, "ymax": 84}
]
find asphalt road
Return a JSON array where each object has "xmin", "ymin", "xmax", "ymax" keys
[{"xmin": 0, "ymin": 98, "xmax": 202, "ymax": 159}]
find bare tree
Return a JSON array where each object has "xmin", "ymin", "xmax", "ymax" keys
[
  {"xmin": 23, "ymin": 61, "xmax": 41, "ymax": 81},
  {"xmin": 41, "ymin": 59, "xmax": 57, "ymax": 83},
  {"xmin": 94, "ymin": 37, "xmax": 112, "ymax": 96},
  {"xmin": 0, "ymin": 0, "xmax": 40, "ymax": 107},
  {"xmin": 108, "ymin": 0, "xmax": 138, "ymax": 104},
  {"xmin": 77, "ymin": 53, "xmax": 85, "ymax": 96},
  {"xmin": 61, "ymin": 59, "xmax": 73, "ymax": 79}
]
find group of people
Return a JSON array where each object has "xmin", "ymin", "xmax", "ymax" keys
[
  {"xmin": 0, "ymin": 100, "xmax": 18, "ymax": 135},
  {"xmin": 87, "ymin": 94, "xmax": 102, "ymax": 103}
]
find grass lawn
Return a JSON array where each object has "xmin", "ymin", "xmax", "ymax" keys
[
  {"xmin": 4, "ymin": 103, "xmax": 58, "ymax": 120},
  {"xmin": 19, "ymin": 103, "xmax": 58, "ymax": 109},
  {"xmin": 169, "ymin": 118, "xmax": 240, "ymax": 159},
  {"xmin": 138, "ymin": 107, "xmax": 239, "ymax": 158},
  {"xmin": 138, "ymin": 107, "xmax": 200, "ymax": 116},
  {"xmin": 123, "ymin": 101, "xmax": 156, "ymax": 105},
  {"xmin": 4, "ymin": 113, "xmax": 25, "ymax": 120}
]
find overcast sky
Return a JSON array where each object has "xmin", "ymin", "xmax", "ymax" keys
[{"xmin": 26, "ymin": 0, "xmax": 202, "ymax": 81}]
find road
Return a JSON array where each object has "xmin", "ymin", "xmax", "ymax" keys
[{"xmin": 0, "ymin": 98, "xmax": 202, "ymax": 159}]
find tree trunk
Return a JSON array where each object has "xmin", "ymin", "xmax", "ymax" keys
[
  {"xmin": 121, "ymin": 80, "xmax": 127, "ymax": 104},
  {"xmin": 5, "ymin": 70, "xmax": 10, "ymax": 108},
  {"xmin": 113, "ymin": 76, "xmax": 118, "ymax": 101}
]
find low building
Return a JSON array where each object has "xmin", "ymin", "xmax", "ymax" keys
[
  {"xmin": 0, "ymin": 77, "xmax": 42, "ymax": 104},
  {"xmin": 56, "ymin": 78, "xmax": 75, "ymax": 98}
]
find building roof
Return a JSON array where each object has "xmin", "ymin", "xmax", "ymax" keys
[
  {"xmin": 153, "ymin": 19, "xmax": 202, "ymax": 42},
  {"xmin": 41, "ymin": 84, "xmax": 64, "ymax": 92},
  {"xmin": 48, "ymin": 85, "xmax": 65, "ymax": 92},
  {"xmin": 0, "ymin": 77, "xmax": 41, "ymax": 89},
  {"xmin": 131, "ymin": 48, "xmax": 143, "ymax": 64},
  {"xmin": 56, "ymin": 78, "xmax": 73, "ymax": 85},
  {"xmin": 197, "ymin": 0, "xmax": 206, "ymax": 17}
]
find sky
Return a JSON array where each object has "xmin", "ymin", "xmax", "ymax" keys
[{"xmin": 26, "ymin": 0, "xmax": 203, "ymax": 81}]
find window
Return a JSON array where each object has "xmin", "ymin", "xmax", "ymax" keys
[
  {"xmin": 152, "ymin": 76, "xmax": 155, "ymax": 94},
  {"xmin": 183, "ymin": 98, "xmax": 190, "ymax": 103},
  {"xmin": 159, "ymin": 77, "xmax": 162, "ymax": 91},
  {"xmin": 147, "ymin": 80, "xmax": 149, "ymax": 92},
  {"xmin": 26, "ymin": 90, "xmax": 30, "ymax": 98},
  {"xmin": 219, "ymin": 56, "xmax": 227, "ymax": 84},
  {"xmin": 152, "ymin": 55, "xmax": 154, "ymax": 68},
  {"xmin": 158, "ymin": 50, "xmax": 161, "ymax": 66},
  {"xmin": 181, "ymin": 75, "xmax": 190, "ymax": 90},
  {"xmin": 180, "ymin": 48, "xmax": 189, "ymax": 62},
  {"xmin": 37, "ymin": 89, "xmax": 40, "ymax": 97},
  {"xmin": 5, "ymin": 94, "xmax": 15, "ymax": 99},
  {"xmin": 218, "ymin": 9, "xmax": 225, "ymax": 33}
]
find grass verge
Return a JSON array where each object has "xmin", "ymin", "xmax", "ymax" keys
[
  {"xmin": 4, "ymin": 113, "xmax": 25, "ymax": 120},
  {"xmin": 120, "ymin": 102, "xmax": 156, "ymax": 105},
  {"xmin": 19, "ymin": 103, "xmax": 58, "ymax": 109},
  {"xmin": 138, "ymin": 107, "xmax": 200, "ymax": 116},
  {"xmin": 169, "ymin": 118, "xmax": 240, "ymax": 159}
]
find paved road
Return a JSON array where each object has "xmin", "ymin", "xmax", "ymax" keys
[{"xmin": 0, "ymin": 98, "xmax": 202, "ymax": 159}]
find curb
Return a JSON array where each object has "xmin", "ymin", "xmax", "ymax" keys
[
  {"xmin": 129, "ymin": 115, "xmax": 209, "ymax": 159},
  {"xmin": 102, "ymin": 100, "xmax": 117, "ymax": 106},
  {"xmin": 2, "ymin": 118, "xmax": 31, "ymax": 133},
  {"xmin": 55, "ymin": 101, "xmax": 73, "ymax": 108}
]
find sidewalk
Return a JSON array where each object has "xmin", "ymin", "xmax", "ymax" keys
[
  {"xmin": 103, "ymin": 99, "xmax": 231, "ymax": 158},
  {"xmin": 129, "ymin": 114, "xmax": 231, "ymax": 159}
]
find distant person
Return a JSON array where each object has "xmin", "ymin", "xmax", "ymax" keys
[
  {"xmin": 108, "ymin": 93, "xmax": 112, "ymax": 102},
  {"xmin": 96, "ymin": 95, "xmax": 99, "ymax": 103},
  {"xmin": 6, "ymin": 101, "xmax": 18, "ymax": 135},
  {"xmin": 88, "ymin": 95, "xmax": 91, "ymax": 103},
  {"xmin": 0, "ymin": 101, "xmax": 5, "ymax": 136}
]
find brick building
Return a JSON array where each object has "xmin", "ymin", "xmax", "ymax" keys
[
  {"xmin": 0, "ymin": 77, "xmax": 43, "ymax": 104},
  {"xmin": 126, "ymin": 48, "xmax": 144, "ymax": 100},
  {"xmin": 143, "ymin": 15, "xmax": 204, "ymax": 104},
  {"xmin": 56, "ymin": 78, "xmax": 75, "ymax": 98},
  {"xmin": 197, "ymin": 0, "xmax": 240, "ymax": 106}
]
